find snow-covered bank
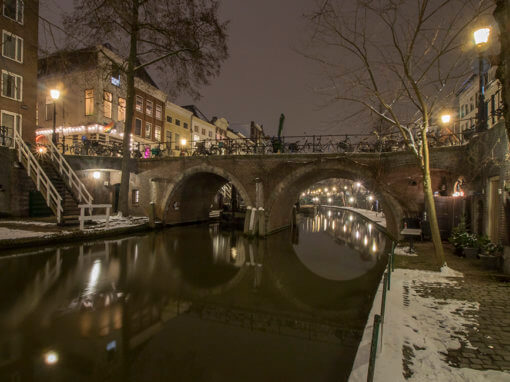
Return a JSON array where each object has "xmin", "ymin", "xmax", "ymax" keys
[
  {"xmin": 349, "ymin": 268, "xmax": 510, "ymax": 382},
  {"xmin": 322, "ymin": 206, "xmax": 387, "ymax": 228},
  {"xmin": 0, "ymin": 216, "xmax": 149, "ymax": 249}
]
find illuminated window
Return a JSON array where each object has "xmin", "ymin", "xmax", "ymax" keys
[
  {"xmin": 155, "ymin": 104, "xmax": 162, "ymax": 120},
  {"xmin": 175, "ymin": 133, "xmax": 180, "ymax": 149},
  {"xmin": 145, "ymin": 122, "xmax": 152, "ymax": 139},
  {"xmin": 1, "ymin": 70, "xmax": 22, "ymax": 101},
  {"xmin": 146, "ymin": 100, "xmax": 153, "ymax": 116},
  {"xmin": 103, "ymin": 91, "xmax": 112, "ymax": 118},
  {"xmin": 85, "ymin": 89, "xmax": 94, "ymax": 115},
  {"xmin": 201, "ymin": 128, "xmax": 205, "ymax": 135},
  {"xmin": 3, "ymin": 0, "xmax": 23, "ymax": 24},
  {"xmin": 2, "ymin": 30, "xmax": 23, "ymax": 63},
  {"xmin": 135, "ymin": 95, "xmax": 143, "ymax": 112},
  {"xmin": 132, "ymin": 190, "xmax": 139, "ymax": 205},
  {"xmin": 155, "ymin": 125, "xmax": 161, "ymax": 141},
  {"xmin": 118, "ymin": 97, "xmax": 126, "ymax": 121}
]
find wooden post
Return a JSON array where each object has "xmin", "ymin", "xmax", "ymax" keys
[
  {"xmin": 106, "ymin": 206, "xmax": 111, "ymax": 229},
  {"xmin": 80, "ymin": 206, "xmax": 85, "ymax": 230}
]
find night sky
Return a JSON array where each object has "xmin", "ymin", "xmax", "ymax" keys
[{"xmin": 39, "ymin": 0, "xmax": 348, "ymax": 137}]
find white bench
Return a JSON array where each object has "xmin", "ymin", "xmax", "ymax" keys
[{"xmin": 78, "ymin": 204, "xmax": 112, "ymax": 230}]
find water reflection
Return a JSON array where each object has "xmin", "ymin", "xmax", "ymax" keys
[{"xmin": 0, "ymin": 209, "xmax": 388, "ymax": 382}]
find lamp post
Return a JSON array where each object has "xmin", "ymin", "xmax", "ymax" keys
[
  {"xmin": 474, "ymin": 27, "xmax": 490, "ymax": 132},
  {"xmin": 50, "ymin": 89, "xmax": 60, "ymax": 147}
]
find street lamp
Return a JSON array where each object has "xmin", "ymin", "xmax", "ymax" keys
[
  {"xmin": 50, "ymin": 89, "xmax": 60, "ymax": 147},
  {"xmin": 474, "ymin": 27, "xmax": 490, "ymax": 132},
  {"xmin": 440, "ymin": 113, "xmax": 451, "ymax": 125}
]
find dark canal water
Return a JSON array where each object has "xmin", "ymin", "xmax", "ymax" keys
[{"xmin": 0, "ymin": 208, "xmax": 389, "ymax": 382}]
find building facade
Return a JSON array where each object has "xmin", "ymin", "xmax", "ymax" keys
[
  {"xmin": 164, "ymin": 101, "xmax": 192, "ymax": 155},
  {"xmin": 36, "ymin": 45, "xmax": 165, "ymax": 154},
  {"xmin": 0, "ymin": 0, "xmax": 38, "ymax": 144}
]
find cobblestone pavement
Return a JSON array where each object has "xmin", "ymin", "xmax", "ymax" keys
[{"xmin": 397, "ymin": 242, "xmax": 510, "ymax": 374}]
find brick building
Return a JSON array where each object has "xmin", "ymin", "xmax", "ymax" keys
[
  {"xmin": 36, "ymin": 45, "xmax": 165, "ymax": 154},
  {"xmin": 0, "ymin": 0, "xmax": 39, "ymax": 144}
]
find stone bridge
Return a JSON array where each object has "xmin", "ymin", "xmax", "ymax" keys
[{"xmin": 68, "ymin": 145, "xmax": 468, "ymax": 238}]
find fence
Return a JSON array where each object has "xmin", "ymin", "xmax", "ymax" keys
[
  {"xmin": 43, "ymin": 131, "xmax": 469, "ymax": 159},
  {"xmin": 367, "ymin": 241, "xmax": 396, "ymax": 382}
]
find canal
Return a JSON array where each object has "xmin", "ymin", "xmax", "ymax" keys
[{"xmin": 0, "ymin": 208, "xmax": 389, "ymax": 382}]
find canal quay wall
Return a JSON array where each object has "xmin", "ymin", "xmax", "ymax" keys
[{"xmin": 2, "ymin": 124, "xmax": 509, "ymax": 248}]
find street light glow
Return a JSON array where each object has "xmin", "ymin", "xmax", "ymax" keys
[
  {"xmin": 441, "ymin": 114, "xmax": 451, "ymax": 124},
  {"xmin": 50, "ymin": 89, "xmax": 60, "ymax": 100},
  {"xmin": 180, "ymin": 138, "xmax": 187, "ymax": 146},
  {"xmin": 93, "ymin": 171, "xmax": 100, "ymax": 179},
  {"xmin": 474, "ymin": 27, "xmax": 490, "ymax": 46},
  {"xmin": 44, "ymin": 351, "xmax": 59, "ymax": 365}
]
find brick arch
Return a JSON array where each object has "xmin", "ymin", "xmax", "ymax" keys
[
  {"xmin": 160, "ymin": 164, "xmax": 253, "ymax": 225},
  {"xmin": 265, "ymin": 162, "xmax": 405, "ymax": 238}
]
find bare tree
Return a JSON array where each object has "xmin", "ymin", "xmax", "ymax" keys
[
  {"xmin": 63, "ymin": 0, "xmax": 228, "ymax": 216},
  {"xmin": 494, "ymin": 1, "xmax": 510, "ymax": 143},
  {"xmin": 305, "ymin": 0, "xmax": 492, "ymax": 266}
]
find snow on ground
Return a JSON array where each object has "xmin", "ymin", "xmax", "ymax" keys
[
  {"xmin": 0, "ymin": 227, "xmax": 51, "ymax": 240},
  {"xmin": 349, "ymin": 268, "xmax": 510, "ymax": 382},
  {"xmin": 0, "ymin": 220, "xmax": 55, "ymax": 226},
  {"xmin": 394, "ymin": 246, "xmax": 419, "ymax": 257},
  {"xmin": 0, "ymin": 216, "xmax": 149, "ymax": 242},
  {"xmin": 325, "ymin": 206, "xmax": 387, "ymax": 227}
]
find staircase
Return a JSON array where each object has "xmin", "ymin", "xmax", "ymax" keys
[
  {"xmin": 39, "ymin": 158, "xmax": 80, "ymax": 224},
  {"xmin": 13, "ymin": 129, "xmax": 93, "ymax": 225}
]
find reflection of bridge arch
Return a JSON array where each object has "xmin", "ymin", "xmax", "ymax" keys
[
  {"xmin": 265, "ymin": 162, "xmax": 404, "ymax": 238},
  {"xmin": 160, "ymin": 164, "xmax": 253, "ymax": 225}
]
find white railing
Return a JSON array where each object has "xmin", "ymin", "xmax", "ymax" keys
[
  {"xmin": 13, "ymin": 129, "xmax": 63, "ymax": 223},
  {"xmin": 47, "ymin": 140, "xmax": 93, "ymax": 205},
  {"xmin": 78, "ymin": 204, "xmax": 112, "ymax": 230}
]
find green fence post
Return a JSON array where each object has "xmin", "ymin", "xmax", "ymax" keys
[
  {"xmin": 387, "ymin": 260, "xmax": 391, "ymax": 291},
  {"xmin": 391, "ymin": 241, "xmax": 396, "ymax": 272},
  {"xmin": 367, "ymin": 314, "xmax": 382, "ymax": 382}
]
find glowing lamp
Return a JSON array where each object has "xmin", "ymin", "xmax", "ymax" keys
[
  {"xmin": 474, "ymin": 28, "xmax": 490, "ymax": 46},
  {"xmin": 93, "ymin": 171, "xmax": 100, "ymax": 179},
  {"xmin": 180, "ymin": 138, "xmax": 187, "ymax": 146},
  {"xmin": 44, "ymin": 351, "xmax": 59, "ymax": 365},
  {"xmin": 441, "ymin": 114, "xmax": 451, "ymax": 124},
  {"xmin": 50, "ymin": 89, "xmax": 60, "ymax": 100}
]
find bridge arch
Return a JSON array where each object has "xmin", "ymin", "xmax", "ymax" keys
[
  {"xmin": 160, "ymin": 164, "xmax": 253, "ymax": 225},
  {"xmin": 265, "ymin": 161, "xmax": 404, "ymax": 238}
]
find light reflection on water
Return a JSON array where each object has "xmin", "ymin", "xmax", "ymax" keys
[{"xmin": 0, "ymin": 208, "xmax": 388, "ymax": 382}]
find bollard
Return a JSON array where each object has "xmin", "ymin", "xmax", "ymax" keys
[
  {"xmin": 149, "ymin": 202, "xmax": 156, "ymax": 228},
  {"xmin": 367, "ymin": 314, "xmax": 382, "ymax": 382},
  {"xmin": 244, "ymin": 207, "xmax": 252, "ymax": 235},
  {"xmin": 258, "ymin": 207, "xmax": 266, "ymax": 237}
]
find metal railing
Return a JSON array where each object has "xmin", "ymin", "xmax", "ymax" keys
[
  {"xmin": 367, "ymin": 241, "xmax": 396, "ymax": 382},
  {"xmin": 55, "ymin": 131, "xmax": 469, "ymax": 159},
  {"xmin": 78, "ymin": 204, "xmax": 111, "ymax": 230},
  {"xmin": 47, "ymin": 139, "xmax": 93, "ymax": 205},
  {"xmin": 13, "ymin": 129, "xmax": 63, "ymax": 223}
]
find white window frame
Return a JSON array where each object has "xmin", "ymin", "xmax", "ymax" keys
[
  {"xmin": 135, "ymin": 95, "xmax": 143, "ymax": 112},
  {"xmin": 118, "ymin": 97, "xmax": 126, "ymax": 121},
  {"xmin": 1, "ymin": 70, "xmax": 22, "ymax": 101},
  {"xmin": 1, "ymin": 109, "xmax": 22, "ymax": 143},
  {"xmin": 3, "ymin": 0, "xmax": 23, "ymax": 24},
  {"xmin": 145, "ymin": 122, "xmax": 152, "ymax": 139},
  {"xmin": 85, "ymin": 89, "xmax": 94, "ymax": 115},
  {"xmin": 155, "ymin": 104, "xmax": 162, "ymax": 120},
  {"xmin": 2, "ymin": 30, "xmax": 23, "ymax": 63},
  {"xmin": 103, "ymin": 91, "xmax": 112, "ymax": 119},
  {"xmin": 146, "ymin": 100, "xmax": 153, "ymax": 116},
  {"xmin": 155, "ymin": 125, "xmax": 161, "ymax": 141}
]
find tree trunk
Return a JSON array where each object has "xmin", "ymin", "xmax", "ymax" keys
[
  {"xmin": 118, "ymin": 0, "xmax": 139, "ymax": 216},
  {"xmin": 494, "ymin": 1, "xmax": 510, "ymax": 143},
  {"xmin": 422, "ymin": 133, "xmax": 446, "ymax": 267}
]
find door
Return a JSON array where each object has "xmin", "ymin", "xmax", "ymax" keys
[
  {"xmin": 112, "ymin": 183, "xmax": 120, "ymax": 213},
  {"xmin": 488, "ymin": 177, "xmax": 500, "ymax": 242}
]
